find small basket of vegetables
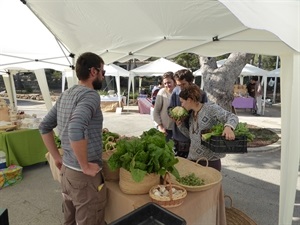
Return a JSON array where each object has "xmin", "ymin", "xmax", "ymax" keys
[
  {"xmin": 170, "ymin": 157, "xmax": 222, "ymax": 192},
  {"xmin": 102, "ymin": 128, "xmax": 120, "ymax": 160},
  {"xmin": 149, "ymin": 172, "xmax": 187, "ymax": 208},
  {"xmin": 201, "ymin": 122, "xmax": 255, "ymax": 154},
  {"xmin": 102, "ymin": 128, "xmax": 121, "ymax": 181}
]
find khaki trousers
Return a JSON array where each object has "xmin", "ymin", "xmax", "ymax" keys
[{"xmin": 61, "ymin": 165, "xmax": 107, "ymax": 225}]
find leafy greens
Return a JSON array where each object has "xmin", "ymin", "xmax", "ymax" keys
[{"xmin": 107, "ymin": 128, "xmax": 179, "ymax": 182}]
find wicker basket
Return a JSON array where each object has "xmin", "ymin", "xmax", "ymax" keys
[
  {"xmin": 102, "ymin": 149, "xmax": 119, "ymax": 181},
  {"xmin": 149, "ymin": 173, "xmax": 187, "ymax": 208},
  {"xmin": 0, "ymin": 124, "xmax": 17, "ymax": 131},
  {"xmin": 170, "ymin": 157, "xmax": 222, "ymax": 192},
  {"xmin": 225, "ymin": 195, "xmax": 257, "ymax": 225},
  {"xmin": 119, "ymin": 168, "xmax": 160, "ymax": 195}
]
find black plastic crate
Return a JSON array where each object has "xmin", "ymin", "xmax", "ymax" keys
[
  {"xmin": 202, "ymin": 135, "xmax": 247, "ymax": 153},
  {"xmin": 0, "ymin": 208, "xmax": 9, "ymax": 225},
  {"xmin": 108, "ymin": 202, "xmax": 186, "ymax": 225}
]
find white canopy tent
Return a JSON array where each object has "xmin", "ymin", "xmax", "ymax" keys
[
  {"xmin": 104, "ymin": 64, "xmax": 130, "ymax": 105},
  {"xmin": 3, "ymin": 0, "xmax": 300, "ymax": 223},
  {"xmin": 217, "ymin": 60, "xmax": 274, "ymax": 115},
  {"xmin": 263, "ymin": 68, "xmax": 281, "ymax": 107},
  {"xmin": 0, "ymin": 0, "xmax": 73, "ymax": 111},
  {"xmin": 268, "ymin": 68, "xmax": 280, "ymax": 78},
  {"xmin": 130, "ymin": 58, "xmax": 187, "ymax": 77},
  {"xmin": 193, "ymin": 60, "xmax": 269, "ymax": 88},
  {"xmin": 129, "ymin": 58, "xmax": 187, "ymax": 101},
  {"xmin": 194, "ymin": 60, "xmax": 271, "ymax": 114}
]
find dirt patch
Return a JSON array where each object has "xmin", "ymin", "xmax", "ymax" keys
[{"xmin": 246, "ymin": 124, "xmax": 280, "ymax": 148}]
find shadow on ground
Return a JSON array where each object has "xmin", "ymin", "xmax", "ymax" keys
[{"xmin": 222, "ymin": 150, "xmax": 300, "ymax": 225}]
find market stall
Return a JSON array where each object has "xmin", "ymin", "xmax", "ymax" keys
[
  {"xmin": 232, "ymin": 97, "xmax": 255, "ymax": 110},
  {"xmin": 0, "ymin": 129, "xmax": 48, "ymax": 167},
  {"xmin": 0, "ymin": 98, "xmax": 47, "ymax": 167},
  {"xmin": 102, "ymin": 129, "xmax": 226, "ymax": 225},
  {"xmin": 105, "ymin": 181, "xmax": 226, "ymax": 225},
  {"xmin": 137, "ymin": 98, "xmax": 152, "ymax": 114},
  {"xmin": 231, "ymin": 85, "xmax": 255, "ymax": 111},
  {"xmin": 101, "ymin": 96, "xmax": 126, "ymax": 112}
]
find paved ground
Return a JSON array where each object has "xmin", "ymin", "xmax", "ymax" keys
[{"xmin": 1, "ymin": 101, "xmax": 299, "ymax": 225}]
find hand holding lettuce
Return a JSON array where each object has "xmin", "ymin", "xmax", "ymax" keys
[{"xmin": 202, "ymin": 122, "xmax": 255, "ymax": 142}]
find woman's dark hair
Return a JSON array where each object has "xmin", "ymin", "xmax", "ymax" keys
[
  {"xmin": 157, "ymin": 77, "xmax": 163, "ymax": 85},
  {"xmin": 174, "ymin": 69, "xmax": 194, "ymax": 83},
  {"xmin": 179, "ymin": 84, "xmax": 203, "ymax": 102},
  {"xmin": 75, "ymin": 52, "xmax": 104, "ymax": 81}
]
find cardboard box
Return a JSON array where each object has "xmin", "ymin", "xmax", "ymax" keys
[{"xmin": 45, "ymin": 149, "xmax": 63, "ymax": 183}]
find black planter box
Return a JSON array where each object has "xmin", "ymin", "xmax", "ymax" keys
[
  {"xmin": 108, "ymin": 202, "xmax": 186, "ymax": 225},
  {"xmin": 202, "ymin": 135, "xmax": 247, "ymax": 153},
  {"xmin": 0, "ymin": 208, "xmax": 9, "ymax": 225}
]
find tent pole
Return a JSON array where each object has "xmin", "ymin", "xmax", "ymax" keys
[
  {"xmin": 35, "ymin": 69, "xmax": 53, "ymax": 111},
  {"xmin": 279, "ymin": 53, "xmax": 300, "ymax": 225},
  {"xmin": 126, "ymin": 75, "xmax": 132, "ymax": 112},
  {"xmin": 2, "ymin": 71, "xmax": 18, "ymax": 110},
  {"xmin": 62, "ymin": 71, "xmax": 66, "ymax": 92},
  {"xmin": 115, "ymin": 75, "xmax": 122, "ymax": 107},
  {"xmin": 273, "ymin": 77, "xmax": 278, "ymax": 104},
  {"xmin": 262, "ymin": 76, "xmax": 267, "ymax": 115},
  {"xmin": 273, "ymin": 56, "xmax": 280, "ymax": 104}
]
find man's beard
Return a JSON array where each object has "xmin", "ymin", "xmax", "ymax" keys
[{"xmin": 92, "ymin": 78, "xmax": 102, "ymax": 90}]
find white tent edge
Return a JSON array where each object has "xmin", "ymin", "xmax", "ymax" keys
[
  {"xmin": 104, "ymin": 64, "xmax": 130, "ymax": 106},
  {"xmin": 3, "ymin": 1, "xmax": 300, "ymax": 224},
  {"xmin": 127, "ymin": 57, "xmax": 188, "ymax": 106}
]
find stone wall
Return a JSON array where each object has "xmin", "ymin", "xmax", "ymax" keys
[{"xmin": 0, "ymin": 93, "xmax": 59, "ymax": 102}]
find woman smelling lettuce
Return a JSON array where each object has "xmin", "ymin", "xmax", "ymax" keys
[{"xmin": 175, "ymin": 84, "xmax": 238, "ymax": 171}]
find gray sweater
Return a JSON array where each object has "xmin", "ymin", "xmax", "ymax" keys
[
  {"xmin": 153, "ymin": 88, "xmax": 174, "ymax": 130},
  {"xmin": 39, "ymin": 85, "xmax": 103, "ymax": 170},
  {"xmin": 178, "ymin": 102, "xmax": 238, "ymax": 161}
]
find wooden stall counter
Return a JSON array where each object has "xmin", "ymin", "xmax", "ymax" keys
[{"xmin": 105, "ymin": 181, "xmax": 227, "ymax": 225}]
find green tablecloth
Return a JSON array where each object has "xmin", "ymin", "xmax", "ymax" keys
[{"xmin": 0, "ymin": 129, "xmax": 48, "ymax": 167}]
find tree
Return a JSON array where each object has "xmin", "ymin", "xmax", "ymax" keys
[
  {"xmin": 199, "ymin": 53, "xmax": 254, "ymax": 112},
  {"xmin": 253, "ymin": 55, "xmax": 279, "ymax": 70},
  {"xmin": 52, "ymin": 70, "xmax": 62, "ymax": 80},
  {"xmin": 173, "ymin": 53, "xmax": 200, "ymax": 71}
]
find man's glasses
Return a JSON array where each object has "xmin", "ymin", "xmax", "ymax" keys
[
  {"xmin": 89, "ymin": 67, "xmax": 105, "ymax": 76},
  {"xmin": 96, "ymin": 68, "xmax": 106, "ymax": 76}
]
